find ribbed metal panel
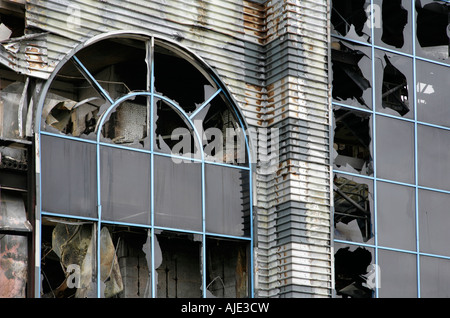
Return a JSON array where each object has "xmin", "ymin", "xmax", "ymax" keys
[{"xmin": 256, "ymin": 0, "xmax": 332, "ymax": 297}]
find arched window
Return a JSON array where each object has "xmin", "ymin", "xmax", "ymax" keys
[{"xmin": 37, "ymin": 32, "xmax": 253, "ymax": 298}]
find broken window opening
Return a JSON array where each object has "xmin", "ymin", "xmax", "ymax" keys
[
  {"xmin": 206, "ymin": 238, "xmax": 249, "ymax": 298},
  {"xmin": 195, "ymin": 93, "xmax": 248, "ymax": 166},
  {"xmin": 100, "ymin": 225, "xmax": 152, "ymax": 298},
  {"xmin": 380, "ymin": 0, "xmax": 408, "ymax": 49},
  {"xmin": 154, "ymin": 98, "xmax": 199, "ymax": 158},
  {"xmin": 333, "ymin": 107, "xmax": 373, "ymax": 175},
  {"xmin": 40, "ymin": 217, "xmax": 97, "ymax": 298},
  {"xmin": 40, "ymin": 218, "xmax": 155, "ymax": 298},
  {"xmin": 0, "ymin": 1, "xmax": 26, "ymax": 42},
  {"xmin": 334, "ymin": 174, "xmax": 373, "ymax": 243},
  {"xmin": 332, "ymin": 41, "xmax": 372, "ymax": 109},
  {"xmin": 100, "ymin": 95, "xmax": 149, "ymax": 149},
  {"xmin": 75, "ymin": 38, "xmax": 148, "ymax": 98},
  {"xmin": 41, "ymin": 59, "xmax": 111, "ymax": 140},
  {"xmin": 416, "ymin": 0, "xmax": 450, "ymax": 62},
  {"xmin": 381, "ymin": 54, "xmax": 410, "ymax": 116},
  {"xmin": 331, "ymin": 0, "xmax": 371, "ymax": 42},
  {"xmin": 153, "ymin": 44, "xmax": 218, "ymax": 116},
  {"xmin": 156, "ymin": 231, "xmax": 202, "ymax": 298},
  {"xmin": 334, "ymin": 243, "xmax": 374, "ymax": 298}
]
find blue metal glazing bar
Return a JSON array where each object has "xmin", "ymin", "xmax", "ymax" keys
[
  {"xmin": 189, "ymin": 88, "xmax": 222, "ymax": 120},
  {"xmin": 72, "ymin": 55, "xmax": 114, "ymax": 105},
  {"xmin": 411, "ymin": 0, "xmax": 421, "ymax": 297}
]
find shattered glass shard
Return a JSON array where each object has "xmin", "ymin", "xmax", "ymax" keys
[{"xmin": 382, "ymin": 54, "xmax": 409, "ymax": 116}]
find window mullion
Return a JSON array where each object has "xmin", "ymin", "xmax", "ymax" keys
[{"xmin": 71, "ymin": 55, "xmax": 114, "ymax": 105}]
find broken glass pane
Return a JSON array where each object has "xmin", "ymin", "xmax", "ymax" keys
[
  {"xmin": 373, "ymin": 0, "xmax": 412, "ymax": 53},
  {"xmin": 101, "ymin": 225, "xmax": 152, "ymax": 298},
  {"xmin": 154, "ymin": 155, "xmax": 202, "ymax": 232},
  {"xmin": 100, "ymin": 146, "xmax": 151, "ymax": 225},
  {"xmin": 75, "ymin": 37, "xmax": 148, "ymax": 99},
  {"xmin": 376, "ymin": 115, "xmax": 415, "ymax": 184},
  {"xmin": 378, "ymin": 249, "xmax": 417, "ymax": 298},
  {"xmin": 376, "ymin": 181, "xmax": 416, "ymax": 251},
  {"xmin": 205, "ymin": 165, "xmax": 250, "ymax": 237},
  {"xmin": 334, "ymin": 242, "xmax": 375, "ymax": 298},
  {"xmin": 0, "ymin": 234, "xmax": 27, "ymax": 297},
  {"xmin": 41, "ymin": 135, "xmax": 97, "ymax": 218},
  {"xmin": 40, "ymin": 217, "xmax": 96, "ymax": 298},
  {"xmin": 156, "ymin": 230, "xmax": 202, "ymax": 298},
  {"xmin": 193, "ymin": 92, "xmax": 248, "ymax": 166},
  {"xmin": 417, "ymin": 124, "xmax": 450, "ymax": 191},
  {"xmin": 153, "ymin": 98, "xmax": 200, "ymax": 159},
  {"xmin": 206, "ymin": 238, "xmax": 249, "ymax": 298},
  {"xmin": 331, "ymin": 40, "xmax": 372, "ymax": 110},
  {"xmin": 331, "ymin": 0, "xmax": 372, "ymax": 43},
  {"xmin": 154, "ymin": 42, "xmax": 218, "ymax": 115},
  {"xmin": 100, "ymin": 95, "xmax": 149, "ymax": 150},
  {"xmin": 416, "ymin": 60, "xmax": 450, "ymax": 128},
  {"xmin": 420, "ymin": 255, "xmax": 450, "ymax": 298},
  {"xmin": 41, "ymin": 58, "xmax": 111, "ymax": 140},
  {"xmin": 374, "ymin": 50, "xmax": 413, "ymax": 119},
  {"xmin": 333, "ymin": 106, "xmax": 373, "ymax": 175},
  {"xmin": 418, "ymin": 189, "xmax": 450, "ymax": 257},
  {"xmin": 334, "ymin": 173, "xmax": 374, "ymax": 244},
  {"xmin": 415, "ymin": 0, "xmax": 450, "ymax": 64},
  {"xmin": 99, "ymin": 226, "xmax": 124, "ymax": 298}
]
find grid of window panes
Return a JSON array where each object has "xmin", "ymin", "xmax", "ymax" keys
[
  {"xmin": 37, "ymin": 35, "xmax": 253, "ymax": 298},
  {"xmin": 331, "ymin": 0, "xmax": 450, "ymax": 298}
]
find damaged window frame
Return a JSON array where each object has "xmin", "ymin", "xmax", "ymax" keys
[
  {"xmin": 35, "ymin": 32, "xmax": 254, "ymax": 298},
  {"xmin": 331, "ymin": 0, "xmax": 450, "ymax": 298}
]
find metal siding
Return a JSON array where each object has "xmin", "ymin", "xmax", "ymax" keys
[{"xmin": 257, "ymin": 0, "xmax": 331, "ymax": 297}]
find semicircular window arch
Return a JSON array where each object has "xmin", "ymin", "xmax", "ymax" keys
[{"xmin": 38, "ymin": 34, "xmax": 253, "ymax": 298}]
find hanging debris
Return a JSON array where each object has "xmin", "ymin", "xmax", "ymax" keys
[
  {"xmin": 331, "ymin": 0, "xmax": 369, "ymax": 39},
  {"xmin": 334, "ymin": 246, "xmax": 373, "ymax": 298},
  {"xmin": 416, "ymin": 0, "xmax": 450, "ymax": 48},
  {"xmin": 333, "ymin": 107, "xmax": 373, "ymax": 175},
  {"xmin": 381, "ymin": 54, "xmax": 409, "ymax": 116},
  {"xmin": 332, "ymin": 41, "xmax": 371, "ymax": 108}
]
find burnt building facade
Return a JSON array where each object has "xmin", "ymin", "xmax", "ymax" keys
[{"xmin": 0, "ymin": 0, "xmax": 448, "ymax": 298}]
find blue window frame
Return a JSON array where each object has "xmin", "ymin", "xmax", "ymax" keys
[
  {"xmin": 331, "ymin": 0, "xmax": 450, "ymax": 298},
  {"xmin": 37, "ymin": 33, "xmax": 253, "ymax": 298}
]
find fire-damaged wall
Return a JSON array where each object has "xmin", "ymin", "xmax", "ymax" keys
[{"xmin": 0, "ymin": 0, "xmax": 332, "ymax": 298}]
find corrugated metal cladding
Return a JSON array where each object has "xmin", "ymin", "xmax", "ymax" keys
[
  {"xmin": 259, "ymin": 0, "xmax": 331, "ymax": 298},
  {"xmin": 20, "ymin": 0, "xmax": 331, "ymax": 297}
]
